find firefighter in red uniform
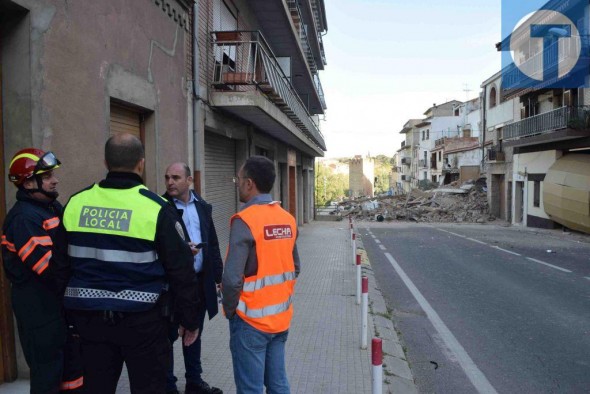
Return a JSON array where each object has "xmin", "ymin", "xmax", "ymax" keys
[{"xmin": 1, "ymin": 148, "xmax": 82, "ymax": 393}]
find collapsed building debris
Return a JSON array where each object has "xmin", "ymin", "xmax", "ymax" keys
[{"xmin": 337, "ymin": 179, "xmax": 493, "ymax": 223}]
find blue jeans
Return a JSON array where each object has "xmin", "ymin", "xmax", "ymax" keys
[
  {"xmin": 229, "ymin": 315, "xmax": 290, "ymax": 394},
  {"xmin": 167, "ymin": 306, "xmax": 206, "ymax": 392}
]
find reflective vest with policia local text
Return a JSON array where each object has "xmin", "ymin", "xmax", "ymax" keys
[
  {"xmin": 232, "ymin": 202, "xmax": 297, "ymax": 333},
  {"xmin": 62, "ymin": 184, "xmax": 166, "ymax": 312}
]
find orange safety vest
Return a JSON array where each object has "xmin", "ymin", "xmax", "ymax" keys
[{"xmin": 231, "ymin": 202, "xmax": 297, "ymax": 333}]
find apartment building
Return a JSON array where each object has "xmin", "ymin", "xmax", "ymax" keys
[
  {"xmin": 0, "ymin": 0, "xmax": 329, "ymax": 383},
  {"xmin": 414, "ymin": 101, "xmax": 463, "ymax": 186},
  {"xmin": 397, "ymin": 119, "xmax": 421, "ymax": 192}
]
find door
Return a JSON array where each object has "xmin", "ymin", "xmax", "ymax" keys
[{"xmin": 204, "ymin": 132, "xmax": 237, "ymax": 256}]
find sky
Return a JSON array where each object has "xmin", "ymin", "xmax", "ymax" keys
[{"xmin": 319, "ymin": 0, "xmax": 503, "ymax": 158}]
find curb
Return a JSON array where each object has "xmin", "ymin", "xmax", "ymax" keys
[{"xmin": 356, "ymin": 238, "xmax": 419, "ymax": 394}]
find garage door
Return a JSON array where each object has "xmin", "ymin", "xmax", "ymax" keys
[{"xmin": 205, "ymin": 132, "xmax": 237, "ymax": 255}]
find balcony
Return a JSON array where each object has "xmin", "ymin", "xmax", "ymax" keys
[
  {"xmin": 487, "ymin": 145, "xmax": 505, "ymax": 162},
  {"xmin": 211, "ymin": 31, "xmax": 325, "ymax": 154},
  {"xmin": 401, "ymin": 157, "xmax": 411, "ymax": 165},
  {"xmin": 503, "ymin": 106, "xmax": 590, "ymax": 146},
  {"xmin": 247, "ymin": 0, "xmax": 325, "ymax": 114},
  {"xmin": 419, "ymin": 159, "xmax": 427, "ymax": 168}
]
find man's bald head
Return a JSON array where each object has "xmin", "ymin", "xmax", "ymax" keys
[{"xmin": 105, "ymin": 133, "xmax": 145, "ymax": 171}]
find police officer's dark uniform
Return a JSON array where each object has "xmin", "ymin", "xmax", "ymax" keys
[
  {"xmin": 63, "ymin": 169, "xmax": 200, "ymax": 394},
  {"xmin": 1, "ymin": 148, "xmax": 82, "ymax": 393}
]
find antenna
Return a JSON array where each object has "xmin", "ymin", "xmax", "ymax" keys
[{"xmin": 463, "ymin": 83, "xmax": 472, "ymax": 101}]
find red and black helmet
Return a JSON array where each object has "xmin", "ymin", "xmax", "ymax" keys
[{"xmin": 8, "ymin": 148, "xmax": 61, "ymax": 186}]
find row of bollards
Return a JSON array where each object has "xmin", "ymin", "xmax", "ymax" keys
[{"xmin": 349, "ymin": 217, "xmax": 382, "ymax": 394}]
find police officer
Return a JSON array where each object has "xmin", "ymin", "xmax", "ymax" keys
[
  {"xmin": 1, "ymin": 148, "xmax": 80, "ymax": 393},
  {"xmin": 62, "ymin": 133, "xmax": 200, "ymax": 394}
]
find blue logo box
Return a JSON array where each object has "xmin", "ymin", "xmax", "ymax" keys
[{"xmin": 500, "ymin": 0, "xmax": 589, "ymax": 90}]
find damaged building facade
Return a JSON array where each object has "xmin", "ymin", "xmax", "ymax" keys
[{"xmin": 0, "ymin": 0, "xmax": 328, "ymax": 384}]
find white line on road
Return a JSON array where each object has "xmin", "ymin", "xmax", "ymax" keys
[
  {"xmin": 585, "ymin": 277, "xmax": 590, "ymax": 281},
  {"xmin": 384, "ymin": 253, "xmax": 498, "ymax": 394},
  {"xmin": 436, "ymin": 228, "xmax": 467, "ymax": 238},
  {"xmin": 491, "ymin": 246, "xmax": 521, "ymax": 256},
  {"xmin": 526, "ymin": 257, "xmax": 572, "ymax": 273},
  {"xmin": 371, "ymin": 235, "xmax": 376, "ymax": 239},
  {"xmin": 379, "ymin": 244, "xmax": 386, "ymax": 250},
  {"xmin": 467, "ymin": 237, "xmax": 487, "ymax": 245},
  {"xmin": 375, "ymin": 239, "xmax": 381, "ymax": 244}
]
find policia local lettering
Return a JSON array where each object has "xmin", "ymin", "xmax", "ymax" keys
[{"xmin": 78, "ymin": 206, "xmax": 133, "ymax": 232}]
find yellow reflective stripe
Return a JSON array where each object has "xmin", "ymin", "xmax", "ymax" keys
[
  {"xmin": 237, "ymin": 296, "xmax": 293, "ymax": 318},
  {"xmin": 9, "ymin": 153, "xmax": 39, "ymax": 168},
  {"xmin": 242, "ymin": 271, "xmax": 296, "ymax": 292}
]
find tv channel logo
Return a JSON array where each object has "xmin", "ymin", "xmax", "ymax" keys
[{"xmin": 500, "ymin": 0, "xmax": 589, "ymax": 90}]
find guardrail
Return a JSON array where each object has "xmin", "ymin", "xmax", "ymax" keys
[{"xmin": 503, "ymin": 106, "xmax": 590, "ymax": 140}]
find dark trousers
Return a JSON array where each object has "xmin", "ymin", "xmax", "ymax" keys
[
  {"xmin": 69, "ymin": 308, "xmax": 170, "ymax": 394},
  {"xmin": 167, "ymin": 305, "xmax": 206, "ymax": 391},
  {"xmin": 12, "ymin": 282, "xmax": 66, "ymax": 394}
]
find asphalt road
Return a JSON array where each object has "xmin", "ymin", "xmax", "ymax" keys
[{"xmin": 360, "ymin": 223, "xmax": 590, "ymax": 394}]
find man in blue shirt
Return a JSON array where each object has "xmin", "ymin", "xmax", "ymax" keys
[{"xmin": 163, "ymin": 162, "xmax": 224, "ymax": 394}]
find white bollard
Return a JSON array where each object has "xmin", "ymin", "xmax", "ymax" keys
[
  {"xmin": 352, "ymin": 232, "xmax": 356, "ymax": 265},
  {"xmin": 350, "ymin": 221, "xmax": 353, "ymax": 240},
  {"xmin": 372, "ymin": 338, "xmax": 383, "ymax": 394},
  {"xmin": 355, "ymin": 253, "xmax": 361, "ymax": 305},
  {"xmin": 361, "ymin": 276, "xmax": 368, "ymax": 349}
]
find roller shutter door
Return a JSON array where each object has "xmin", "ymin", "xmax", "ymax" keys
[
  {"xmin": 205, "ymin": 132, "xmax": 237, "ymax": 255},
  {"xmin": 110, "ymin": 103, "xmax": 142, "ymax": 140}
]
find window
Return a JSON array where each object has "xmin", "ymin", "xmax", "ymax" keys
[
  {"xmin": 490, "ymin": 86, "xmax": 497, "ymax": 107},
  {"xmin": 423, "ymin": 171, "xmax": 427, "ymax": 180},
  {"xmin": 426, "ymin": 129, "xmax": 430, "ymax": 140},
  {"xmin": 438, "ymin": 151, "xmax": 441, "ymax": 161},
  {"xmin": 533, "ymin": 180, "xmax": 540, "ymax": 207},
  {"xmin": 422, "ymin": 130, "xmax": 425, "ymax": 140}
]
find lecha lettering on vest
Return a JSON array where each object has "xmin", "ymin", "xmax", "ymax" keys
[{"xmin": 264, "ymin": 225, "xmax": 292, "ymax": 240}]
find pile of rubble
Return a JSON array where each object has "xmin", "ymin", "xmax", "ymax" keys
[{"xmin": 339, "ymin": 179, "xmax": 494, "ymax": 223}]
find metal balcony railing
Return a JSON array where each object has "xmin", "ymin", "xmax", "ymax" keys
[
  {"xmin": 286, "ymin": 1, "xmax": 318, "ymax": 74},
  {"xmin": 435, "ymin": 137, "xmax": 445, "ymax": 147},
  {"xmin": 401, "ymin": 141, "xmax": 405, "ymax": 148},
  {"xmin": 503, "ymin": 106, "xmax": 590, "ymax": 140},
  {"xmin": 419, "ymin": 159, "xmax": 427, "ymax": 168},
  {"xmin": 487, "ymin": 146, "xmax": 505, "ymax": 162},
  {"xmin": 401, "ymin": 157, "xmax": 411, "ymax": 165},
  {"xmin": 211, "ymin": 30, "xmax": 325, "ymax": 149}
]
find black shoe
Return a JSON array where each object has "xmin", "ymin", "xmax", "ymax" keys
[{"xmin": 186, "ymin": 380, "xmax": 223, "ymax": 394}]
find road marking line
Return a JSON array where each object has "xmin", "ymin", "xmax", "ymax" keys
[
  {"xmin": 371, "ymin": 235, "xmax": 376, "ymax": 239},
  {"xmin": 467, "ymin": 237, "xmax": 487, "ymax": 245},
  {"xmin": 491, "ymin": 246, "xmax": 521, "ymax": 256},
  {"xmin": 437, "ymin": 228, "xmax": 467, "ymax": 238},
  {"xmin": 384, "ymin": 252, "xmax": 498, "ymax": 394},
  {"xmin": 375, "ymin": 239, "xmax": 381, "ymax": 244},
  {"xmin": 585, "ymin": 277, "xmax": 590, "ymax": 281},
  {"xmin": 379, "ymin": 245, "xmax": 386, "ymax": 250},
  {"xmin": 526, "ymin": 257, "xmax": 572, "ymax": 273}
]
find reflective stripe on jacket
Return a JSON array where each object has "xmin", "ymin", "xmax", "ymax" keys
[
  {"xmin": 232, "ymin": 202, "xmax": 297, "ymax": 333},
  {"xmin": 62, "ymin": 184, "xmax": 166, "ymax": 312}
]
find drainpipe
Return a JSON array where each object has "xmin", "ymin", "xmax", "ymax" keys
[
  {"xmin": 481, "ymin": 87, "xmax": 487, "ymax": 174},
  {"xmin": 192, "ymin": 1, "xmax": 202, "ymax": 194}
]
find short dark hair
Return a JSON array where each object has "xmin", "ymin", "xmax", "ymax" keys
[
  {"xmin": 181, "ymin": 163, "xmax": 191, "ymax": 178},
  {"xmin": 105, "ymin": 133, "xmax": 144, "ymax": 171},
  {"xmin": 242, "ymin": 155, "xmax": 275, "ymax": 193}
]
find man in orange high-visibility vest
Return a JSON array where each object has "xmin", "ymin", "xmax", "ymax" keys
[{"xmin": 222, "ymin": 155, "xmax": 300, "ymax": 394}]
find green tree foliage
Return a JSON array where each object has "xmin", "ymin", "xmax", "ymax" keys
[
  {"xmin": 315, "ymin": 162, "xmax": 348, "ymax": 206},
  {"xmin": 373, "ymin": 155, "xmax": 393, "ymax": 195}
]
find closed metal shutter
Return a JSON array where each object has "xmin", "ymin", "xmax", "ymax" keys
[
  {"xmin": 110, "ymin": 103, "xmax": 141, "ymax": 139},
  {"xmin": 205, "ymin": 132, "xmax": 237, "ymax": 255}
]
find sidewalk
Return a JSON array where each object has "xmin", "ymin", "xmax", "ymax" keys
[{"xmin": 0, "ymin": 221, "xmax": 417, "ymax": 393}]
